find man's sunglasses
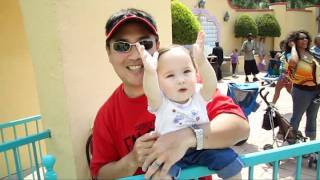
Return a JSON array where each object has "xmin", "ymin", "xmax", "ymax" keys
[{"xmin": 112, "ymin": 39, "xmax": 154, "ymax": 53}]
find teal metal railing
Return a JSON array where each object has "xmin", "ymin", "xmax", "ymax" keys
[
  {"xmin": 119, "ymin": 140, "xmax": 320, "ymax": 180},
  {"xmin": 0, "ymin": 115, "xmax": 55, "ymax": 180}
]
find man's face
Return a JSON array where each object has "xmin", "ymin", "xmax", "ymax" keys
[{"xmin": 107, "ymin": 22, "xmax": 159, "ymax": 95}]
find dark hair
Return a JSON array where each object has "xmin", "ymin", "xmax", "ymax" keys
[
  {"xmin": 284, "ymin": 30, "xmax": 311, "ymax": 58},
  {"xmin": 105, "ymin": 8, "xmax": 158, "ymax": 48},
  {"xmin": 158, "ymin": 45, "xmax": 197, "ymax": 71},
  {"xmin": 279, "ymin": 40, "xmax": 286, "ymax": 51}
]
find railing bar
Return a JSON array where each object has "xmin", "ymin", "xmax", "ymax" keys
[
  {"xmin": 25, "ymin": 123, "xmax": 36, "ymax": 180},
  {"xmin": 272, "ymin": 161, "xmax": 279, "ymax": 180},
  {"xmin": 36, "ymin": 119, "xmax": 40, "ymax": 133},
  {"xmin": 0, "ymin": 130, "xmax": 51, "ymax": 152},
  {"xmin": 13, "ymin": 126, "xmax": 23, "ymax": 172},
  {"xmin": 295, "ymin": 156, "xmax": 302, "ymax": 180},
  {"xmin": 36, "ymin": 119, "xmax": 46, "ymax": 176},
  {"xmin": 241, "ymin": 140, "xmax": 320, "ymax": 166},
  {"xmin": 316, "ymin": 152, "xmax": 320, "ymax": 180},
  {"xmin": 0, "ymin": 129, "xmax": 5, "ymax": 143},
  {"xmin": 13, "ymin": 147, "xmax": 23, "ymax": 180},
  {"xmin": 1, "ymin": 129, "xmax": 12, "ymax": 177},
  {"xmin": 32, "ymin": 142, "xmax": 41, "ymax": 180},
  {"xmin": 39, "ymin": 140, "xmax": 46, "ymax": 176},
  {"xmin": 248, "ymin": 166, "xmax": 254, "ymax": 180},
  {"xmin": 13, "ymin": 126, "xmax": 18, "ymax": 139},
  {"xmin": 0, "ymin": 115, "xmax": 41, "ymax": 129}
]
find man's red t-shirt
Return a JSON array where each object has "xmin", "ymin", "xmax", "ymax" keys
[{"xmin": 90, "ymin": 84, "xmax": 245, "ymax": 178}]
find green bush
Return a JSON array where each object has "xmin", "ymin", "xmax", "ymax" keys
[
  {"xmin": 171, "ymin": 0, "xmax": 200, "ymax": 45},
  {"xmin": 234, "ymin": 14, "xmax": 258, "ymax": 37},
  {"xmin": 256, "ymin": 14, "xmax": 281, "ymax": 37}
]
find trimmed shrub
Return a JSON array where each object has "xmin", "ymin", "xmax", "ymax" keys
[
  {"xmin": 256, "ymin": 14, "xmax": 281, "ymax": 37},
  {"xmin": 171, "ymin": 0, "xmax": 200, "ymax": 45},
  {"xmin": 234, "ymin": 14, "xmax": 258, "ymax": 37}
]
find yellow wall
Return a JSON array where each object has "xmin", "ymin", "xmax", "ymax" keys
[
  {"xmin": 0, "ymin": 0, "xmax": 39, "ymax": 122},
  {"xmin": 0, "ymin": 1, "xmax": 42, "ymax": 176},
  {"xmin": 19, "ymin": 0, "xmax": 172, "ymax": 178}
]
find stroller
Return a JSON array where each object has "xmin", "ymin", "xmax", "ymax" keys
[
  {"xmin": 227, "ymin": 82, "xmax": 260, "ymax": 117},
  {"xmin": 259, "ymin": 88, "xmax": 307, "ymax": 149},
  {"xmin": 259, "ymin": 88, "xmax": 319, "ymax": 168},
  {"xmin": 260, "ymin": 59, "xmax": 281, "ymax": 86},
  {"xmin": 260, "ymin": 87, "xmax": 307, "ymax": 149}
]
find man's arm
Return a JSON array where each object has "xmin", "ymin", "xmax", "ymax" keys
[
  {"xmin": 97, "ymin": 132, "xmax": 159, "ymax": 179},
  {"xmin": 240, "ymin": 41, "xmax": 246, "ymax": 53},
  {"xmin": 143, "ymin": 113, "xmax": 249, "ymax": 179}
]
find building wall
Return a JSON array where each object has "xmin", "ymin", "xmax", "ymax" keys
[
  {"xmin": 0, "ymin": 0, "xmax": 39, "ymax": 122},
  {"xmin": 18, "ymin": 0, "xmax": 172, "ymax": 178},
  {"xmin": 0, "ymin": 0, "xmax": 42, "ymax": 176},
  {"xmin": 181, "ymin": 0, "xmax": 318, "ymax": 55}
]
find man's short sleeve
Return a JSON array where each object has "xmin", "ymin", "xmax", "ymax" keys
[
  {"xmin": 206, "ymin": 89, "xmax": 246, "ymax": 120},
  {"xmin": 90, "ymin": 108, "xmax": 119, "ymax": 177}
]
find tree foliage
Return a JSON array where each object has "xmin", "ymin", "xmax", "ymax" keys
[
  {"xmin": 233, "ymin": 0, "xmax": 320, "ymax": 9},
  {"xmin": 171, "ymin": 0, "xmax": 200, "ymax": 45},
  {"xmin": 256, "ymin": 14, "xmax": 281, "ymax": 37},
  {"xmin": 234, "ymin": 14, "xmax": 258, "ymax": 37}
]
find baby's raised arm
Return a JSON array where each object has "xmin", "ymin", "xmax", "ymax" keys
[
  {"xmin": 136, "ymin": 43, "xmax": 162, "ymax": 110},
  {"xmin": 193, "ymin": 32, "xmax": 217, "ymax": 101}
]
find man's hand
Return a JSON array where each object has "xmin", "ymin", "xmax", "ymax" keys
[
  {"xmin": 142, "ymin": 129, "xmax": 194, "ymax": 179},
  {"xmin": 131, "ymin": 131, "xmax": 159, "ymax": 167},
  {"xmin": 136, "ymin": 42, "xmax": 159, "ymax": 73},
  {"xmin": 193, "ymin": 31, "xmax": 206, "ymax": 66}
]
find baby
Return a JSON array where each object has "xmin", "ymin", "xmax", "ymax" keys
[{"xmin": 137, "ymin": 32, "xmax": 243, "ymax": 179}]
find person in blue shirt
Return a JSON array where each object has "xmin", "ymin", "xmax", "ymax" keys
[{"xmin": 310, "ymin": 34, "xmax": 320, "ymax": 60}]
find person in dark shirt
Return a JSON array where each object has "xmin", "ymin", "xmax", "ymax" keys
[{"xmin": 211, "ymin": 42, "xmax": 224, "ymax": 81}]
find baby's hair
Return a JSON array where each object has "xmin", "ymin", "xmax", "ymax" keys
[{"xmin": 158, "ymin": 45, "xmax": 197, "ymax": 71}]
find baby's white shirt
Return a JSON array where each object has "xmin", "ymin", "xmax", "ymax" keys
[{"xmin": 149, "ymin": 85, "xmax": 210, "ymax": 135}]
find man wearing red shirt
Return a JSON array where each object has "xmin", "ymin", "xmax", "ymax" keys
[{"xmin": 91, "ymin": 8, "xmax": 249, "ymax": 179}]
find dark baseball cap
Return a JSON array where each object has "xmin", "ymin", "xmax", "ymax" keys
[{"xmin": 105, "ymin": 9, "xmax": 158, "ymax": 41}]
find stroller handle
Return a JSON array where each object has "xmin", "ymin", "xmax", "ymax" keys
[{"xmin": 259, "ymin": 87, "xmax": 270, "ymax": 106}]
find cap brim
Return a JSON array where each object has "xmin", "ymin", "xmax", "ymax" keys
[{"xmin": 106, "ymin": 16, "xmax": 158, "ymax": 41}]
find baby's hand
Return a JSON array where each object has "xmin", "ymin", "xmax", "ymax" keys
[
  {"xmin": 136, "ymin": 43, "xmax": 159, "ymax": 72},
  {"xmin": 193, "ymin": 31, "xmax": 206, "ymax": 66}
]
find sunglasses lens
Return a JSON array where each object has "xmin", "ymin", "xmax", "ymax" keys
[
  {"xmin": 140, "ymin": 40, "xmax": 153, "ymax": 50},
  {"xmin": 113, "ymin": 42, "xmax": 130, "ymax": 52}
]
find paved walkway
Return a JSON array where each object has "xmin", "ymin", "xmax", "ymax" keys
[{"xmin": 214, "ymin": 73, "xmax": 319, "ymax": 180}]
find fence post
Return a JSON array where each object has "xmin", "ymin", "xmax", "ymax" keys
[{"xmin": 42, "ymin": 154, "xmax": 57, "ymax": 180}]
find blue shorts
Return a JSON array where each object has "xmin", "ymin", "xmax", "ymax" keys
[{"xmin": 169, "ymin": 148, "xmax": 243, "ymax": 179}]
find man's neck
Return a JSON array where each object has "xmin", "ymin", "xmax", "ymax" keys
[{"xmin": 123, "ymin": 85, "xmax": 144, "ymax": 98}]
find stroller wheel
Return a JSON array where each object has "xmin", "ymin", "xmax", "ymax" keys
[
  {"xmin": 263, "ymin": 144, "xmax": 273, "ymax": 150},
  {"xmin": 307, "ymin": 154, "xmax": 318, "ymax": 169},
  {"xmin": 308, "ymin": 156, "xmax": 315, "ymax": 168}
]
